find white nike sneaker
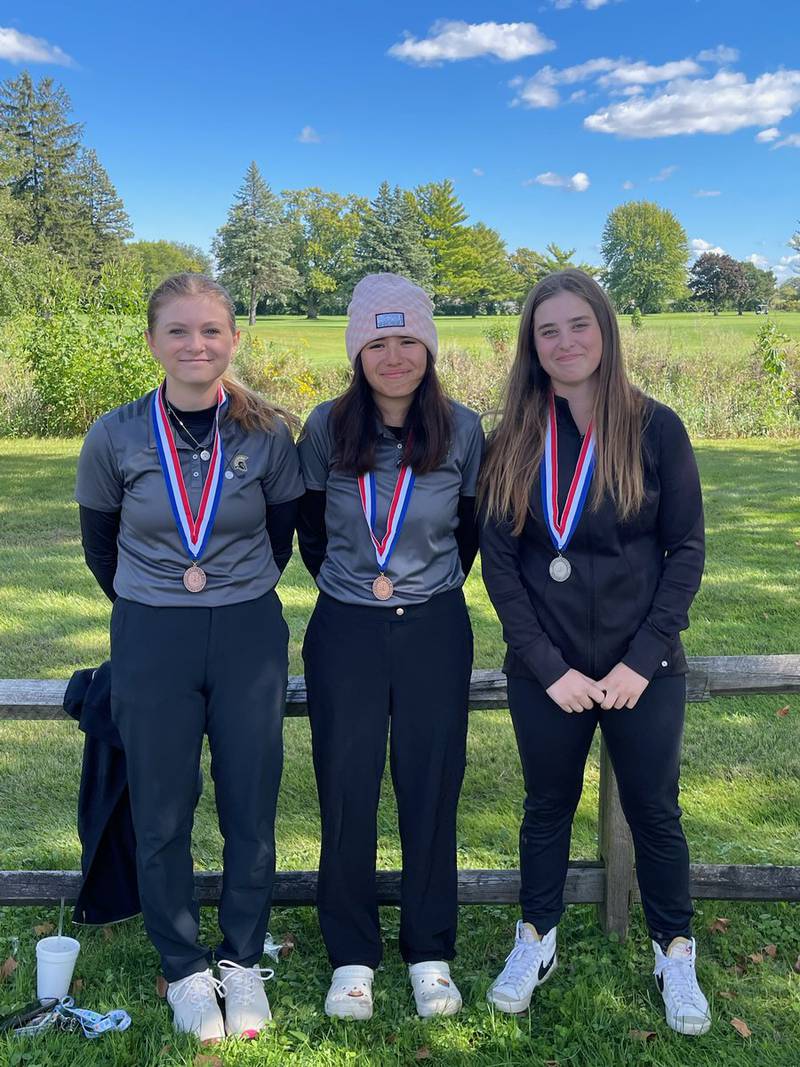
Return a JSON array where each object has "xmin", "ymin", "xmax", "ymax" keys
[
  {"xmin": 487, "ymin": 921, "xmax": 558, "ymax": 1013},
  {"xmin": 408, "ymin": 960, "xmax": 462, "ymax": 1017},
  {"xmin": 166, "ymin": 968, "xmax": 226, "ymax": 1043},
  {"xmin": 324, "ymin": 965, "xmax": 374, "ymax": 1020},
  {"xmin": 653, "ymin": 937, "xmax": 711, "ymax": 1036},
  {"xmin": 218, "ymin": 960, "xmax": 274, "ymax": 1037}
]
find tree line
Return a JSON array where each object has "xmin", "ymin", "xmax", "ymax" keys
[{"xmin": 1, "ymin": 71, "xmax": 798, "ymax": 323}]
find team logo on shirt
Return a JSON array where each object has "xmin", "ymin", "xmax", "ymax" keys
[{"xmin": 232, "ymin": 453, "xmax": 248, "ymax": 473}]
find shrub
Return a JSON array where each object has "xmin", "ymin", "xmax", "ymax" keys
[
  {"xmin": 630, "ymin": 307, "xmax": 643, "ymax": 331},
  {"xmin": 481, "ymin": 322, "xmax": 514, "ymax": 357}
]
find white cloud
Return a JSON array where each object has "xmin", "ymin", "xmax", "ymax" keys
[
  {"xmin": 694, "ymin": 189, "xmax": 721, "ymax": 197},
  {"xmin": 747, "ymin": 253, "xmax": 770, "ymax": 269},
  {"xmin": 650, "ymin": 164, "xmax": 678, "ymax": 181},
  {"xmin": 756, "ymin": 127, "xmax": 781, "ymax": 142},
  {"xmin": 774, "ymin": 133, "xmax": 800, "ymax": 148},
  {"xmin": 529, "ymin": 170, "xmax": 591, "ymax": 192},
  {"xmin": 691, "ymin": 237, "xmax": 726, "ymax": 257},
  {"xmin": 599, "ymin": 60, "xmax": 701, "ymax": 87},
  {"xmin": 0, "ymin": 26, "xmax": 73, "ymax": 65},
  {"xmin": 472, "ymin": 167, "xmax": 485, "ymax": 177},
  {"xmin": 697, "ymin": 45, "xmax": 740, "ymax": 65},
  {"xmin": 297, "ymin": 126, "xmax": 320, "ymax": 143},
  {"xmin": 388, "ymin": 20, "xmax": 555, "ymax": 65},
  {"xmin": 775, "ymin": 255, "xmax": 800, "ymax": 280},
  {"xmin": 584, "ymin": 69, "xmax": 800, "ymax": 138},
  {"xmin": 549, "ymin": 0, "xmax": 616, "ymax": 9},
  {"xmin": 622, "ymin": 179, "xmax": 634, "ymax": 190}
]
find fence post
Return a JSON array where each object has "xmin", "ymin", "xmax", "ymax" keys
[{"xmin": 597, "ymin": 739, "xmax": 635, "ymax": 938}]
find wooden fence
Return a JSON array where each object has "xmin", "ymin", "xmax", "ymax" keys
[{"xmin": 2, "ymin": 654, "xmax": 799, "ymax": 937}]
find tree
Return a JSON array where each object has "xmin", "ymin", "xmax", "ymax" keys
[
  {"xmin": 460, "ymin": 223, "xmax": 517, "ymax": 313},
  {"xmin": 736, "ymin": 261, "xmax": 776, "ymax": 313},
  {"xmin": 773, "ymin": 277, "xmax": 800, "ymax": 311},
  {"xmin": 0, "ymin": 71, "xmax": 83, "ymax": 254},
  {"xmin": 72, "ymin": 148, "xmax": 132, "ymax": 272},
  {"xmin": 284, "ymin": 187, "xmax": 363, "ymax": 318},
  {"xmin": 510, "ymin": 243, "xmax": 601, "ymax": 301},
  {"xmin": 601, "ymin": 201, "xmax": 688, "ymax": 312},
  {"xmin": 354, "ymin": 182, "xmax": 432, "ymax": 288},
  {"xmin": 416, "ymin": 179, "xmax": 474, "ymax": 306},
  {"xmin": 213, "ymin": 162, "xmax": 296, "ymax": 325},
  {"xmin": 128, "ymin": 240, "xmax": 211, "ymax": 291},
  {"xmin": 689, "ymin": 253, "xmax": 746, "ymax": 315},
  {"xmin": 790, "ymin": 223, "xmax": 799, "ymax": 270}
]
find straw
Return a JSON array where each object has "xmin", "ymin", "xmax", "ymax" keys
[{"xmin": 57, "ymin": 897, "xmax": 65, "ymax": 940}]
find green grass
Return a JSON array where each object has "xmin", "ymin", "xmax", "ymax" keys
[
  {"xmin": 1, "ymin": 438, "xmax": 799, "ymax": 1065},
  {"xmin": 237, "ymin": 311, "xmax": 800, "ymax": 368}
]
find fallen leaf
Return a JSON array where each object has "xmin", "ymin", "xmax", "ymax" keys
[
  {"xmin": 629, "ymin": 1029, "xmax": 657, "ymax": 1042},
  {"xmin": 70, "ymin": 978, "xmax": 84, "ymax": 994},
  {"xmin": 718, "ymin": 990, "xmax": 736, "ymax": 1000},
  {"xmin": 102, "ymin": 926, "xmax": 114, "ymax": 941},
  {"xmin": 732, "ymin": 961, "xmax": 746, "ymax": 977},
  {"xmin": 708, "ymin": 917, "xmax": 730, "ymax": 934},
  {"xmin": 386, "ymin": 1033, "xmax": 397, "ymax": 1045},
  {"xmin": 764, "ymin": 944, "xmax": 777, "ymax": 959},
  {"xmin": 415, "ymin": 1048, "xmax": 432, "ymax": 1061},
  {"xmin": 793, "ymin": 955, "xmax": 800, "ymax": 974},
  {"xmin": 748, "ymin": 952, "xmax": 764, "ymax": 965},
  {"xmin": 776, "ymin": 705, "xmax": 790, "ymax": 718},
  {"xmin": 731, "ymin": 1017, "xmax": 752, "ymax": 1039},
  {"xmin": 156, "ymin": 975, "xmax": 169, "ymax": 998},
  {"xmin": 33, "ymin": 922, "xmax": 55, "ymax": 936},
  {"xmin": 195, "ymin": 1055, "xmax": 223, "ymax": 1066},
  {"xmin": 279, "ymin": 932, "xmax": 297, "ymax": 959},
  {"xmin": 545, "ymin": 1062, "xmax": 560, "ymax": 1067},
  {"xmin": 1, "ymin": 956, "xmax": 18, "ymax": 981}
]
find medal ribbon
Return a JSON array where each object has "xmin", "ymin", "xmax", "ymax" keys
[
  {"xmin": 357, "ymin": 464, "xmax": 415, "ymax": 570},
  {"xmin": 152, "ymin": 383, "xmax": 227, "ymax": 560},
  {"xmin": 540, "ymin": 391, "xmax": 596, "ymax": 553}
]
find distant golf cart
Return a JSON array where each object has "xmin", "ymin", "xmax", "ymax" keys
[{"xmin": 755, "ymin": 303, "xmax": 770, "ymax": 315}]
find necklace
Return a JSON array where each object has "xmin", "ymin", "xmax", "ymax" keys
[{"xmin": 166, "ymin": 400, "xmax": 212, "ymax": 460}]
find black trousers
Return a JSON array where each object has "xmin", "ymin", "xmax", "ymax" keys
[
  {"xmin": 110, "ymin": 592, "xmax": 288, "ymax": 982},
  {"xmin": 303, "ymin": 589, "xmax": 472, "ymax": 969},
  {"xmin": 508, "ymin": 673, "xmax": 693, "ymax": 944}
]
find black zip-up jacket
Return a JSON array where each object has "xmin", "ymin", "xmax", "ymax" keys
[{"xmin": 479, "ymin": 396, "xmax": 704, "ymax": 689}]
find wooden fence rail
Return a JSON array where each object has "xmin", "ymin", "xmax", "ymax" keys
[{"xmin": 2, "ymin": 654, "xmax": 799, "ymax": 937}]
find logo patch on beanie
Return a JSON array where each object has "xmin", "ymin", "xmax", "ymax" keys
[{"xmin": 376, "ymin": 312, "xmax": 405, "ymax": 329}]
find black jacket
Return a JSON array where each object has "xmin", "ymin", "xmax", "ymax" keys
[{"xmin": 479, "ymin": 396, "xmax": 705, "ymax": 689}]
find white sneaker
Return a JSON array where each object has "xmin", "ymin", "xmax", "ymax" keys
[
  {"xmin": 487, "ymin": 921, "xmax": 557, "ymax": 1013},
  {"xmin": 409, "ymin": 961, "xmax": 462, "ymax": 1018},
  {"xmin": 167, "ymin": 968, "xmax": 226, "ymax": 1043},
  {"xmin": 653, "ymin": 937, "xmax": 711, "ymax": 1036},
  {"xmin": 218, "ymin": 960, "xmax": 274, "ymax": 1037},
  {"xmin": 324, "ymin": 965, "xmax": 374, "ymax": 1020}
]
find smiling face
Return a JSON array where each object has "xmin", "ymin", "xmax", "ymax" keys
[
  {"xmin": 145, "ymin": 294, "xmax": 240, "ymax": 395},
  {"xmin": 532, "ymin": 290, "xmax": 603, "ymax": 394},
  {"xmin": 358, "ymin": 334, "xmax": 428, "ymax": 411}
]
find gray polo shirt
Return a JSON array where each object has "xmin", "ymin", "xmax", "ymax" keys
[
  {"xmin": 76, "ymin": 390, "xmax": 304, "ymax": 607},
  {"xmin": 298, "ymin": 398, "xmax": 484, "ymax": 606}
]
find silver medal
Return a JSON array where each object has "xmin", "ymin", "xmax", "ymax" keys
[{"xmin": 549, "ymin": 555, "xmax": 572, "ymax": 582}]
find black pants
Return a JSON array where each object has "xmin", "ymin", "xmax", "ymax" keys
[
  {"xmin": 110, "ymin": 592, "xmax": 288, "ymax": 982},
  {"xmin": 303, "ymin": 589, "xmax": 472, "ymax": 969},
  {"xmin": 508, "ymin": 673, "xmax": 693, "ymax": 944}
]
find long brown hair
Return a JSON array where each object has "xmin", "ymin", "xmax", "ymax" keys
[
  {"xmin": 330, "ymin": 354, "xmax": 452, "ymax": 475},
  {"xmin": 479, "ymin": 269, "xmax": 646, "ymax": 534},
  {"xmin": 147, "ymin": 273, "xmax": 298, "ymax": 433}
]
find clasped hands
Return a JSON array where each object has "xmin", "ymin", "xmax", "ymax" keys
[{"xmin": 545, "ymin": 663, "xmax": 649, "ymax": 714}]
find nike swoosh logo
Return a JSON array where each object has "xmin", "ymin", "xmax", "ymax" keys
[
  {"xmin": 656, "ymin": 974, "xmax": 665, "ymax": 993},
  {"xmin": 538, "ymin": 954, "xmax": 556, "ymax": 981}
]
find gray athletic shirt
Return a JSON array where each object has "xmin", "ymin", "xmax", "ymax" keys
[
  {"xmin": 75, "ymin": 390, "xmax": 304, "ymax": 607},
  {"xmin": 298, "ymin": 398, "xmax": 484, "ymax": 606}
]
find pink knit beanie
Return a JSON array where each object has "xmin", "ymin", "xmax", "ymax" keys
[{"xmin": 345, "ymin": 273, "xmax": 438, "ymax": 366}]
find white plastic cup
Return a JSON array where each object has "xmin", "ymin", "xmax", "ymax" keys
[{"xmin": 36, "ymin": 935, "xmax": 81, "ymax": 1002}]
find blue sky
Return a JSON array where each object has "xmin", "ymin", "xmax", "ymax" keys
[{"xmin": 4, "ymin": 1, "xmax": 800, "ymax": 280}]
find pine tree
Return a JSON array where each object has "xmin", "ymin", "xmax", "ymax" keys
[
  {"xmin": 72, "ymin": 148, "xmax": 132, "ymax": 272},
  {"xmin": 355, "ymin": 182, "xmax": 432, "ymax": 287},
  {"xmin": 213, "ymin": 162, "xmax": 296, "ymax": 324},
  {"xmin": 415, "ymin": 179, "xmax": 473, "ymax": 305},
  {"xmin": 0, "ymin": 72, "xmax": 83, "ymax": 252}
]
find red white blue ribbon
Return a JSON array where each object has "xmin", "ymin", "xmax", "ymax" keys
[
  {"xmin": 540, "ymin": 391, "xmax": 596, "ymax": 553},
  {"xmin": 358, "ymin": 465, "xmax": 415, "ymax": 570},
  {"xmin": 152, "ymin": 383, "xmax": 226, "ymax": 560}
]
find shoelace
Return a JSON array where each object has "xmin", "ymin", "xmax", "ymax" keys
[
  {"xmin": 653, "ymin": 955, "xmax": 703, "ymax": 1010},
  {"xmin": 218, "ymin": 961, "xmax": 274, "ymax": 1007},
  {"xmin": 498, "ymin": 940, "xmax": 544, "ymax": 994},
  {"xmin": 170, "ymin": 971, "xmax": 226, "ymax": 1008}
]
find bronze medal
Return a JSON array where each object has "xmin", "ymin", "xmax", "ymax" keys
[
  {"xmin": 372, "ymin": 574, "xmax": 394, "ymax": 601},
  {"xmin": 183, "ymin": 564, "xmax": 207, "ymax": 592}
]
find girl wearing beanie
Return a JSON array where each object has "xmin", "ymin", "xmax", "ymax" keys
[
  {"xmin": 297, "ymin": 273, "xmax": 484, "ymax": 1019},
  {"xmin": 478, "ymin": 270, "xmax": 710, "ymax": 1036}
]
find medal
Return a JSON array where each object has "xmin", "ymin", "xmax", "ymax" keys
[
  {"xmin": 183, "ymin": 564, "xmax": 207, "ymax": 592},
  {"xmin": 152, "ymin": 383, "xmax": 227, "ymax": 590},
  {"xmin": 540, "ymin": 392, "xmax": 595, "ymax": 581},
  {"xmin": 372, "ymin": 574, "xmax": 394, "ymax": 600},
  {"xmin": 358, "ymin": 463, "xmax": 415, "ymax": 601}
]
